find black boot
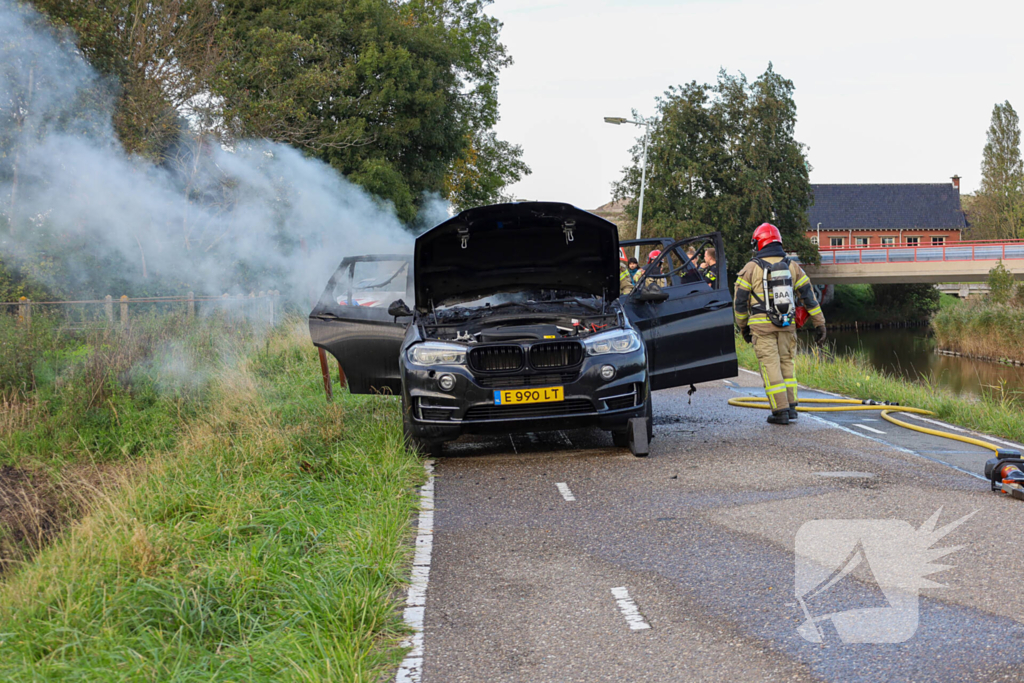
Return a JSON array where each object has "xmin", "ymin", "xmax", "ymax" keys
[
  {"xmin": 789, "ymin": 406, "xmax": 799, "ymax": 420},
  {"xmin": 767, "ymin": 410, "xmax": 790, "ymax": 425}
]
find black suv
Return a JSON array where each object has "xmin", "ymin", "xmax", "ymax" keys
[{"xmin": 309, "ymin": 202, "xmax": 736, "ymax": 456}]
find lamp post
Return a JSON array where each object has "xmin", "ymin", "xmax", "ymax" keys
[{"xmin": 605, "ymin": 115, "xmax": 652, "ymax": 259}]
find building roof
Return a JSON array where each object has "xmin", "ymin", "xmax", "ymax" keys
[{"xmin": 808, "ymin": 184, "xmax": 966, "ymax": 231}]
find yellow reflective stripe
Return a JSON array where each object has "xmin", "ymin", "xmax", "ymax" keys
[
  {"xmin": 734, "ymin": 311, "xmax": 749, "ymax": 320},
  {"xmin": 807, "ymin": 306, "xmax": 822, "ymax": 316},
  {"xmin": 795, "ymin": 275, "xmax": 810, "ymax": 288},
  {"xmin": 620, "ymin": 271, "xmax": 627, "ymax": 280},
  {"xmin": 736, "ymin": 278, "xmax": 751, "ymax": 290},
  {"xmin": 749, "ymin": 315, "xmax": 771, "ymax": 324},
  {"xmin": 766, "ymin": 384, "xmax": 787, "ymax": 394},
  {"xmin": 784, "ymin": 379, "xmax": 798, "ymax": 386},
  {"xmin": 759, "ymin": 364, "xmax": 776, "ymax": 409}
]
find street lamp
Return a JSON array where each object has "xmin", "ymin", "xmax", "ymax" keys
[{"xmin": 605, "ymin": 114, "xmax": 652, "ymax": 259}]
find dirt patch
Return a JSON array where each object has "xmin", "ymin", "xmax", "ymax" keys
[{"xmin": 0, "ymin": 464, "xmax": 125, "ymax": 573}]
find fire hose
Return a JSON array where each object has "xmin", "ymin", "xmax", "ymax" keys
[{"xmin": 726, "ymin": 396, "xmax": 1023, "ymax": 497}]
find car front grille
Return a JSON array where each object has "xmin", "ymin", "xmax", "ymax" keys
[
  {"xmin": 529, "ymin": 341, "xmax": 584, "ymax": 369},
  {"xmin": 474, "ymin": 371, "xmax": 579, "ymax": 388},
  {"xmin": 416, "ymin": 399, "xmax": 457, "ymax": 421},
  {"xmin": 463, "ymin": 398, "xmax": 595, "ymax": 421},
  {"xmin": 469, "ymin": 345, "xmax": 524, "ymax": 372}
]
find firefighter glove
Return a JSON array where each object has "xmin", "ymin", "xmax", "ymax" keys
[
  {"xmin": 741, "ymin": 327, "xmax": 753, "ymax": 344},
  {"xmin": 815, "ymin": 326, "xmax": 827, "ymax": 345}
]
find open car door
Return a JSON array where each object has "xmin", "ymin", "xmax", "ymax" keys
[
  {"xmin": 308, "ymin": 255, "xmax": 413, "ymax": 394},
  {"xmin": 620, "ymin": 234, "xmax": 737, "ymax": 390}
]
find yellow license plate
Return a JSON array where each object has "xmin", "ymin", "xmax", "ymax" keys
[{"xmin": 494, "ymin": 386, "xmax": 564, "ymax": 406}]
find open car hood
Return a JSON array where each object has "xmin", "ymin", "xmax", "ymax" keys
[{"xmin": 414, "ymin": 202, "xmax": 620, "ymax": 310}]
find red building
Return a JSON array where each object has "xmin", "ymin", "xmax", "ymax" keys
[{"xmin": 806, "ymin": 178, "xmax": 966, "ymax": 249}]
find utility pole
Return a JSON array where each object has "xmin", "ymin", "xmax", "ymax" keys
[{"xmin": 604, "ymin": 115, "xmax": 653, "ymax": 259}]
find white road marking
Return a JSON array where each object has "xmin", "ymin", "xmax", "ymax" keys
[
  {"xmin": 555, "ymin": 482, "xmax": 576, "ymax": 502},
  {"xmin": 722, "ymin": 379, "xmax": 735, "ymax": 386},
  {"xmin": 611, "ymin": 586, "xmax": 651, "ymax": 631},
  {"xmin": 904, "ymin": 414, "xmax": 1024, "ymax": 452},
  {"xmin": 396, "ymin": 460, "xmax": 436, "ymax": 683},
  {"xmin": 558, "ymin": 430, "xmax": 573, "ymax": 447},
  {"xmin": 853, "ymin": 423, "xmax": 886, "ymax": 434},
  {"xmin": 814, "ymin": 471, "xmax": 875, "ymax": 478}
]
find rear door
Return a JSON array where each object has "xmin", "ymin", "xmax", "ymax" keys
[
  {"xmin": 621, "ymin": 234, "xmax": 737, "ymax": 390},
  {"xmin": 308, "ymin": 255, "xmax": 413, "ymax": 394}
]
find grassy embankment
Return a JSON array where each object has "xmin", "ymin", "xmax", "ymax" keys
[
  {"xmin": 0, "ymin": 313, "xmax": 422, "ymax": 680},
  {"xmin": 735, "ymin": 335, "xmax": 1024, "ymax": 445},
  {"xmin": 932, "ymin": 300, "xmax": 1024, "ymax": 365}
]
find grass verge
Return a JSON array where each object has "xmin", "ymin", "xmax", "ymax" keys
[
  {"xmin": 0, "ymin": 322, "xmax": 423, "ymax": 681},
  {"xmin": 735, "ymin": 334, "xmax": 1024, "ymax": 445}
]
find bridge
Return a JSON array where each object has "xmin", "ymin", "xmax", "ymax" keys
[{"xmin": 799, "ymin": 240, "xmax": 1024, "ymax": 284}]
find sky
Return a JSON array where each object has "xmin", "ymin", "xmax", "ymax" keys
[{"xmin": 490, "ymin": 0, "xmax": 1024, "ymax": 210}]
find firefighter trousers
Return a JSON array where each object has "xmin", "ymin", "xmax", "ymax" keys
[{"xmin": 751, "ymin": 327, "xmax": 798, "ymax": 412}]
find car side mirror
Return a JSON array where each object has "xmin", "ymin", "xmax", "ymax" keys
[
  {"xmin": 388, "ymin": 299, "xmax": 413, "ymax": 317},
  {"xmin": 634, "ymin": 289, "xmax": 669, "ymax": 303}
]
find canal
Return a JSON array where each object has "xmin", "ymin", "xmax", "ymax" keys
[{"xmin": 799, "ymin": 326, "xmax": 1024, "ymax": 402}]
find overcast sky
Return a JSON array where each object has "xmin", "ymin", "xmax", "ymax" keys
[{"xmin": 490, "ymin": 0, "xmax": 1024, "ymax": 210}]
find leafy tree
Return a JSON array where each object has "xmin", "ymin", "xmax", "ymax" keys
[
  {"xmin": 974, "ymin": 101, "xmax": 1024, "ymax": 239},
  {"xmin": 445, "ymin": 129, "xmax": 530, "ymax": 210},
  {"xmin": 214, "ymin": 0, "xmax": 524, "ymax": 222},
  {"xmin": 613, "ymin": 65, "xmax": 815, "ymax": 280},
  {"xmin": 29, "ymin": 0, "xmax": 221, "ymax": 160},
  {"xmin": 872, "ymin": 284, "xmax": 940, "ymax": 319},
  {"xmin": 988, "ymin": 260, "xmax": 1016, "ymax": 304}
]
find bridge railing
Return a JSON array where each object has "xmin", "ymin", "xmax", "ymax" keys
[{"xmin": 815, "ymin": 239, "xmax": 1024, "ymax": 265}]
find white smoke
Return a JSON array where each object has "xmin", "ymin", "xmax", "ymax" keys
[{"xmin": 0, "ymin": 0, "xmax": 446, "ymax": 304}]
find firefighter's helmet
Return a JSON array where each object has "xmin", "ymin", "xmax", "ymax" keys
[
  {"xmin": 752, "ymin": 223, "xmax": 783, "ymax": 251},
  {"xmin": 647, "ymin": 249, "xmax": 662, "ymax": 264}
]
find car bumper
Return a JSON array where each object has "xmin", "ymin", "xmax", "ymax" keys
[{"xmin": 403, "ymin": 349, "xmax": 647, "ymax": 440}]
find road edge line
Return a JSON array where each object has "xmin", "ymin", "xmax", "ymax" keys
[{"xmin": 395, "ymin": 459, "xmax": 436, "ymax": 683}]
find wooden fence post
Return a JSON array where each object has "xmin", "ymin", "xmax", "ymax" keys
[
  {"xmin": 104, "ymin": 295, "xmax": 113, "ymax": 324},
  {"xmin": 268, "ymin": 290, "xmax": 276, "ymax": 326},
  {"xmin": 187, "ymin": 291, "xmax": 195, "ymax": 319},
  {"xmin": 18, "ymin": 297, "xmax": 30, "ymax": 328},
  {"xmin": 318, "ymin": 347, "xmax": 334, "ymax": 401},
  {"xmin": 120, "ymin": 295, "xmax": 129, "ymax": 328}
]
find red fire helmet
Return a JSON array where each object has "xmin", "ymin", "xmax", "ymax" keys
[
  {"xmin": 647, "ymin": 249, "xmax": 662, "ymax": 264},
  {"xmin": 752, "ymin": 223, "xmax": 783, "ymax": 251}
]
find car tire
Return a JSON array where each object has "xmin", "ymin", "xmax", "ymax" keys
[{"xmin": 402, "ymin": 396, "xmax": 443, "ymax": 458}]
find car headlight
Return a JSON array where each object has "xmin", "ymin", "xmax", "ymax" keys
[
  {"xmin": 408, "ymin": 342, "xmax": 467, "ymax": 366},
  {"xmin": 584, "ymin": 329, "xmax": 642, "ymax": 356}
]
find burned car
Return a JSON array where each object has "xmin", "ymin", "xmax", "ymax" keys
[{"xmin": 309, "ymin": 202, "xmax": 737, "ymax": 457}]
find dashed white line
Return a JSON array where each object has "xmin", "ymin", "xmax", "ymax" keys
[
  {"xmin": 611, "ymin": 586, "xmax": 651, "ymax": 631},
  {"xmin": 555, "ymin": 482, "xmax": 576, "ymax": 502},
  {"xmin": 396, "ymin": 460, "xmax": 436, "ymax": 683},
  {"xmin": 853, "ymin": 423, "xmax": 886, "ymax": 435}
]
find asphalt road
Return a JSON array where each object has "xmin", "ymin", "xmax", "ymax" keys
[{"xmin": 412, "ymin": 370, "xmax": 1024, "ymax": 683}]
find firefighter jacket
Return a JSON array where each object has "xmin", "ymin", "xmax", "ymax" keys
[
  {"xmin": 619, "ymin": 263, "xmax": 634, "ymax": 295},
  {"xmin": 699, "ymin": 264, "xmax": 718, "ymax": 286},
  {"xmin": 733, "ymin": 243, "xmax": 825, "ymax": 333}
]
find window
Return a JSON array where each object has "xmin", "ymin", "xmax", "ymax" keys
[
  {"xmin": 932, "ymin": 236, "xmax": 945, "ymax": 246},
  {"xmin": 855, "ymin": 237, "xmax": 870, "ymax": 246},
  {"xmin": 830, "ymin": 237, "xmax": 845, "ymax": 247},
  {"xmin": 905, "ymin": 237, "xmax": 919, "ymax": 246},
  {"xmin": 881, "ymin": 237, "xmax": 895, "ymax": 246},
  {"xmin": 810, "ymin": 236, "xmax": 818, "ymax": 245}
]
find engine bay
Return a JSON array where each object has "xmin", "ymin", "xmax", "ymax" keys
[{"xmin": 420, "ymin": 299, "xmax": 624, "ymax": 344}]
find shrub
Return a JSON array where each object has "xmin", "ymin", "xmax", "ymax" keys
[{"xmin": 988, "ymin": 260, "xmax": 1016, "ymax": 304}]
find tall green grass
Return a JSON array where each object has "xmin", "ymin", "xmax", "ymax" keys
[
  {"xmin": 0, "ymin": 323, "xmax": 423, "ymax": 681},
  {"xmin": 931, "ymin": 299, "xmax": 1024, "ymax": 364},
  {"xmin": 736, "ymin": 335, "xmax": 1024, "ymax": 444}
]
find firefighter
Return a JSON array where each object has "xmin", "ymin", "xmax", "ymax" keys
[
  {"xmin": 619, "ymin": 248, "xmax": 634, "ymax": 295},
  {"xmin": 640, "ymin": 249, "xmax": 664, "ymax": 291},
  {"xmin": 699, "ymin": 246, "xmax": 718, "ymax": 286},
  {"xmin": 734, "ymin": 223, "xmax": 827, "ymax": 425}
]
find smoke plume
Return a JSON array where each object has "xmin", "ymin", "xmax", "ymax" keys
[{"xmin": 0, "ymin": 0, "xmax": 442, "ymax": 304}]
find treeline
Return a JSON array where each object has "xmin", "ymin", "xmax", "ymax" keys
[
  {"xmin": 21, "ymin": 0, "xmax": 528, "ymax": 222},
  {"xmin": 964, "ymin": 101, "xmax": 1023, "ymax": 240}
]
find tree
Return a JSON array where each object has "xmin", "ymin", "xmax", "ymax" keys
[
  {"xmin": 30, "ymin": 0, "xmax": 222, "ymax": 160},
  {"xmin": 445, "ymin": 129, "xmax": 530, "ymax": 210},
  {"xmin": 975, "ymin": 101, "xmax": 1024, "ymax": 239},
  {"xmin": 214, "ymin": 0, "xmax": 524, "ymax": 222},
  {"xmin": 613, "ymin": 65, "xmax": 815, "ymax": 280}
]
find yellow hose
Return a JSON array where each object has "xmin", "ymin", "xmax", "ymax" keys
[{"xmin": 727, "ymin": 395, "xmax": 1006, "ymax": 456}]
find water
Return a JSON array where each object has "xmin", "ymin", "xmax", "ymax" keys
[{"xmin": 799, "ymin": 327, "xmax": 1024, "ymax": 402}]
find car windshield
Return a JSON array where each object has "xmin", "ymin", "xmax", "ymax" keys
[{"xmin": 333, "ymin": 260, "xmax": 409, "ymax": 308}]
